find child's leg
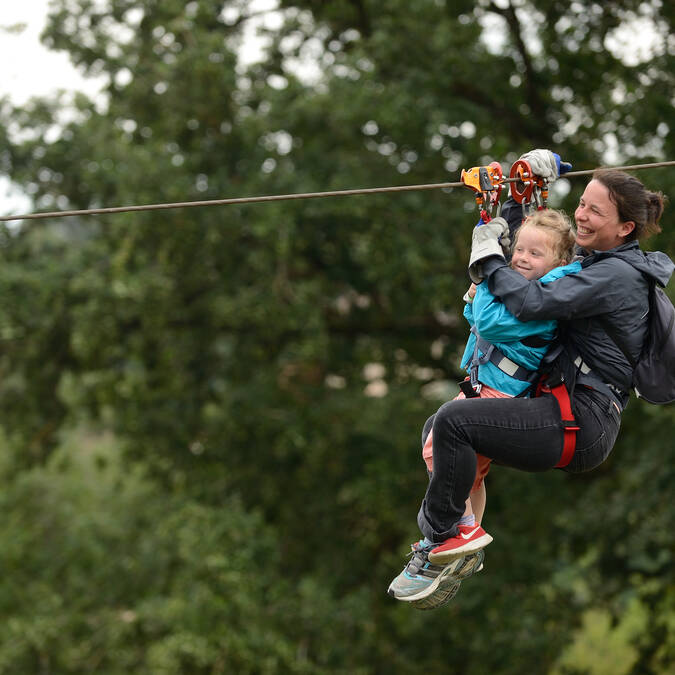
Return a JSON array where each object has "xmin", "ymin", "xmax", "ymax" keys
[
  {"xmin": 470, "ymin": 482, "xmax": 486, "ymax": 525},
  {"xmin": 470, "ymin": 454, "xmax": 491, "ymax": 524},
  {"xmin": 422, "ymin": 427, "xmax": 434, "ymax": 474},
  {"xmin": 461, "ymin": 497, "xmax": 474, "ymax": 521}
]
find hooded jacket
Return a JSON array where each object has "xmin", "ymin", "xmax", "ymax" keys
[{"xmin": 482, "ymin": 241, "xmax": 674, "ymax": 405}]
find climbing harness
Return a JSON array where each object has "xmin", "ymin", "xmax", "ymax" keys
[
  {"xmin": 460, "ymin": 327, "xmax": 550, "ymax": 397},
  {"xmin": 535, "ymin": 373, "xmax": 579, "ymax": 469},
  {"xmin": 459, "ymin": 325, "xmax": 579, "ymax": 467}
]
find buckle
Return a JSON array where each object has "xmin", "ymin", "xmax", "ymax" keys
[
  {"xmin": 459, "ymin": 379, "xmax": 481, "ymax": 398},
  {"xmin": 546, "ymin": 373, "xmax": 565, "ymax": 388}
]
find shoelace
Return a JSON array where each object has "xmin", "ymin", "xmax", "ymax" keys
[{"xmin": 406, "ymin": 540, "xmax": 435, "ymax": 574}]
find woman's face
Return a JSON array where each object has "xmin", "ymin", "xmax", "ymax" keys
[{"xmin": 574, "ymin": 180, "xmax": 635, "ymax": 251}]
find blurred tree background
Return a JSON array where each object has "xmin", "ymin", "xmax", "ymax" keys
[{"xmin": 0, "ymin": 0, "xmax": 673, "ymax": 672}]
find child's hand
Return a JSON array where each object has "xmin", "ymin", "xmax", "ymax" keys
[{"xmin": 463, "ymin": 283, "xmax": 477, "ymax": 304}]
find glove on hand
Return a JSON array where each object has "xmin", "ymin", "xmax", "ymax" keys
[
  {"xmin": 520, "ymin": 149, "xmax": 572, "ymax": 180},
  {"xmin": 468, "ymin": 217, "xmax": 510, "ymax": 284}
]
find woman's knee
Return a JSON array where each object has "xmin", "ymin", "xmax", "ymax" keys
[{"xmin": 433, "ymin": 400, "xmax": 463, "ymax": 433}]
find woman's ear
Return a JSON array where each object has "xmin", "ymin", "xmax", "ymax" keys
[{"xmin": 619, "ymin": 220, "xmax": 636, "ymax": 238}]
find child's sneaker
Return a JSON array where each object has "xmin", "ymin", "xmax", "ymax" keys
[
  {"xmin": 427, "ymin": 524, "xmax": 493, "ymax": 564},
  {"xmin": 387, "ymin": 540, "xmax": 467, "ymax": 603}
]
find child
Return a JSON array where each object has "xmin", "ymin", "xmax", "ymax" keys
[{"xmin": 388, "ymin": 208, "xmax": 581, "ymax": 608}]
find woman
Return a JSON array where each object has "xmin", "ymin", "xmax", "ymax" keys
[{"xmin": 388, "ymin": 150, "xmax": 673, "ymax": 605}]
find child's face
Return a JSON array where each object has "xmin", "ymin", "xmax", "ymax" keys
[{"xmin": 511, "ymin": 225, "xmax": 559, "ymax": 280}]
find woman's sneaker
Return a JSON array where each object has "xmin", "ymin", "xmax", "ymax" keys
[
  {"xmin": 409, "ymin": 551, "xmax": 485, "ymax": 611},
  {"xmin": 387, "ymin": 541, "xmax": 484, "ymax": 604},
  {"xmin": 427, "ymin": 524, "xmax": 493, "ymax": 564},
  {"xmin": 410, "ymin": 579, "xmax": 462, "ymax": 610}
]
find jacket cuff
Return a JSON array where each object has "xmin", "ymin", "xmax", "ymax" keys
[{"xmin": 482, "ymin": 256, "xmax": 508, "ymax": 277}]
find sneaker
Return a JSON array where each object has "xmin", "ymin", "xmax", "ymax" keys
[
  {"xmin": 409, "ymin": 550, "xmax": 485, "ymax": 611},
  {"xmin": 427, "ymin": 524, "xmax": 493, "ymax": 564},
  {"xmin": 387, "ymin": 541, "xmax": 481, "ymax": 603},
  {"xmin": 410, "ymin": 579, "xmax": 462, "ymax": 610}
]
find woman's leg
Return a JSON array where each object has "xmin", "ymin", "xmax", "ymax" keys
[{"xmin": 417, "ymin": 388, "xmax": 619, "ymax": 543}]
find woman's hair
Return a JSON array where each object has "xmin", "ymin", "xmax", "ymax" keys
[
  {"xmin": 592, "ymin": 169, "xmax": 666, "ymax": 240},
  {"xmin": 513, "ymin": 209, "xmax": 576, "ymax": 265}
]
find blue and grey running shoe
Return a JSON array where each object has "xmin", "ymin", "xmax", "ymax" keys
[
  {"xmin": 387, "ymin": 541, "xmax": 484, "ymax": 604},
  {"xmin": 409, "ymin": 579, "xmax": 462, "ymax": 610},
  {"xmin": 410, "ymin": 551, "xmax": 484, "ymax": 610}
]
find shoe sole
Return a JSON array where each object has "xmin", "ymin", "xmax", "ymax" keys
[
  {"xmin": 389, "ymin": 550, "xmax": 485, "ymax": 604},
  {"xmin": 410, "ymin": 580, "xmax": 461, "ymax": 610},
  {"xmin": 427, "ymin": 533, "xmax": 493, "ymax": 564},
  {"xmin": 449, "ymin": 549, "xmax": 485, "ymax": 580},
  {"xmin": 410, "ymin": 552, "xmax": 485, "ymax": 611}
]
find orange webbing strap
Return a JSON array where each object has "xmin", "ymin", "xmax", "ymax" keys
[{"xmin": 536, "ymin": 378, "xmax": 579, "ymax": 468}]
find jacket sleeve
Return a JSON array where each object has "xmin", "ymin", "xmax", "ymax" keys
[
  {"xmin": 463, "ymin": 302, "xmax": 475, "ymax": 327},
  {"xmin": 471, "ymin": 281, "xmax": 556, "ymax": 342},
  {"xmin": 484, "ymin": 257, "xmax": 635, "ymax": 322}
]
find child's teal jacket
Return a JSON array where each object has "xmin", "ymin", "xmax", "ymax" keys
[{"xmin": 461, "ymin": 261, "xmax": 582, "ymax": 396}]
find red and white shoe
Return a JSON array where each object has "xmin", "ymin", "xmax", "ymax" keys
[{"xmin": 427, "ymin": 524, "xmax": 493, "ymax": 564}]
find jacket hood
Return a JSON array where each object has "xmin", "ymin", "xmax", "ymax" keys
[{"xmin": 581, "ymin": 241, "xmax": 674, "ymax": 288}]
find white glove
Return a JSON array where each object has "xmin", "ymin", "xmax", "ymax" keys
[
  {"xmin": 519, "ymin": 149, "xmax": 559, "ymax": 181},
  {"xmin": 468, "ymin": 217, "xmax": 510, "ymax": 284}
]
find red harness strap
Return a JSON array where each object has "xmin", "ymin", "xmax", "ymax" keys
[{"xmin": 536, "ymin": 378, "xmax": 579, "ymax": 468}]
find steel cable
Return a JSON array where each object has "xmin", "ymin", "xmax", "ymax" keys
[{"xmin": 1, "ymin": 160, "xmax": 673, "ymax": 222}]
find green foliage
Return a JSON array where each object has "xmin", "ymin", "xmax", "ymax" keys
[
  {"xmin": 0, "ymin": 429, "xmax": 301, "ymax": 673},
  {"xmin": 0, "ymin": 0, "xmax": 673, "ymax": 672}
]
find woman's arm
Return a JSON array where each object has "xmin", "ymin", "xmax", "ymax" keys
[
  {"xmin": 471, "ymin": 282, "xmax": 556, "ymax": 343},
  {"xmin": 484, "ymin": 257, "xmax": 633, "ymax": 322}
]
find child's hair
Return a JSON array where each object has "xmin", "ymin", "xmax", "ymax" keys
[
  {"xmin": 592, "ymin": 169, "xmax": 666, "ymax": 240},
  {"xmin": 512, "ymin": 209, "xmax": 576, "ymax": 266}
]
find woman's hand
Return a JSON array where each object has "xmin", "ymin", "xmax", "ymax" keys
[{"xmin": 519, "ymin": 149, "xmax": 572, "ymax": 180}]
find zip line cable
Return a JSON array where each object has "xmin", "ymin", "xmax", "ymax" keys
[{"xmin": 1, "ymin": 160, "xmax": 674, "ymax": 222}]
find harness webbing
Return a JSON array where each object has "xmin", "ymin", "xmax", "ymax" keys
[
  {"xmin": 468, "ymin": 330, "xmax": 579, "ymax": 468},
  {"xmin": 539, "ymin": 380, "xmax": 579, "ymax": 468}
]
